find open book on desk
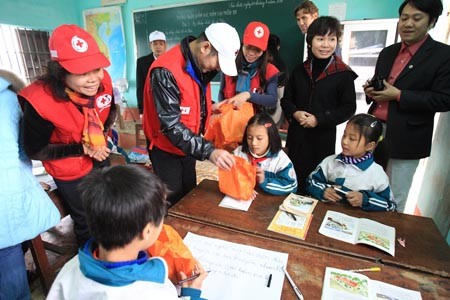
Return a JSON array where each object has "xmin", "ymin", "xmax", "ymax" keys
[
  {"xmin": 322, "ymin": 267, "xmax": 422, "ymax": 300},
  {"xmin": 279, "ymin": 193, "xmax": 318, "ymax": 216},
  {"xmin": 319, "ymin": 211, "xmax": 395, "ymax": 256},
  {"xmin": 267, "ymin": 193, "xmax": 318, "ymax": 240}
]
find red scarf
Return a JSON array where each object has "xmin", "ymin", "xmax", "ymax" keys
[
  {"xmin": 247, "ymin": 153, "xmax": 269, "ymax": 166},
  {"xmin": 65, "ymin": 88, "xmax": 106, "ymax": 148}
]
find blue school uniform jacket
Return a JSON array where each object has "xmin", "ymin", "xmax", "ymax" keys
[{"xmin": 306, "ymin": 153, "xmax": 396, "ymax": 211}]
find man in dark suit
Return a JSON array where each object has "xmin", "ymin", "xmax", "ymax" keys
[
  {"xmin": 364, "ymin": 0, "xmax": 450, "ymax": 212},
  {"xmin": 136, "ymin": 31, "xmax": 167, "ymax": 117}
]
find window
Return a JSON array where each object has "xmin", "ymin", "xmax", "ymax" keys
[{"xmin": 0, "ymin": 24, "xmax": 50, "ymax": 84}]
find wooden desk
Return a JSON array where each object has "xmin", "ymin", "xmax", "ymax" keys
[
  {"xmin": 165, "ymin": 216, "xmax": 450, "ymax": 299},
  {"xmin": 169, "ymin": 180, "xmax": 450, "ymax": 278}
]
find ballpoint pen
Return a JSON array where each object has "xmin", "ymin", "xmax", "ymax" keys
[
  {"xmin": 176, "ymin": 270, "xmax": 211, "ymax": 285},
  {"xmin": 286, "ymin": 211, "xmax": 297, "ymax": 221},
  {"xmin": 282, "ymin": 266, "xmax": 304, "ymax": 300}
]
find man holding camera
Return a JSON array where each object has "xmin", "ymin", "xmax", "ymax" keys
[{"xmin": 364, "ymin": 0, "xmax": 450, "ymax": 213}]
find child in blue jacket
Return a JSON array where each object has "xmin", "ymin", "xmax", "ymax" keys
[
  {"xmin": 306, "ymin": 114, "xmax": 396, "ymax": 211},
  {"xmin": 234, "ymin": 113, "xmax": 297, "ymax": 196}
]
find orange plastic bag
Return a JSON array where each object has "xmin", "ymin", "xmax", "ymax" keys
[
  {"xmin": 219, "ymin": 156, "xmax": 256, "ymax": 200},
  {"xmin": 204, "ymin": 102, "xmax": 254, "ymax": 150},
  {"xmin": 147, "ymin": 224, "xmax": 195, "ymax": 283}
]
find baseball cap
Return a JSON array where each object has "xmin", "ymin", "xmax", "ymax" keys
[
  {"xmin": 149, "ymin": 31, "xmax": 166, "ymax": 42},
  {"xmin": 205, "ymin": 23, "xmax": 240, "ymax": 76},
  {"xmin": 243, "ymin": 21, "xmax": 270, "ymax": 51},
  {"xmin": 49, "ymin": 24, "xmax": 110, "ymax": 75}
]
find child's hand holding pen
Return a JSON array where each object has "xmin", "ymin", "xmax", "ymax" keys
[
  {"xmin": 323, "ymin": 186, "xmax": 342, "ymax": 202},
  {"xmin": 346, "ymin": 191, "xmax": 363, "ymax": 207},
  {"xmin": 178, "ymin": 258, "xmax": 208, "ymax": 290}
]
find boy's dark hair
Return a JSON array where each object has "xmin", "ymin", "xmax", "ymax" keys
[
  {"xmin": 294, "ymin": 0, "xmax": 319, "ymax": 16},
  {"xmin": 399, "ymin": 0, "xmax": 443, "ymax": 27},
  {"xmin": 347, "ymin": 114, "xmax": 383, "ymax": 145},
  {"xmin": 80, "ymin": 165, "xmax": 168, "ymax": 250},
  {"xmin": 241, "ymin": 113, "xmax": 282, "ymax": 154},
  {"xmin": 306, "ymin": 16, "xmax": 342, "ymax": 47}
]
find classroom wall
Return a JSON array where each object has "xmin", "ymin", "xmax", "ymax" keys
[{"xmin": 0, "ymin": 0, "xmax": 77, "ymax": 30}]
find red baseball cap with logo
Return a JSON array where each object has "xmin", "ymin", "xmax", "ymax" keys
[
  {"xmin": 243, "ymin": 21, "xmax": 270, "ymax": 51},
  {"xmin": 49, "ymin": 24, "xmax": 110, "ymax": 75}
]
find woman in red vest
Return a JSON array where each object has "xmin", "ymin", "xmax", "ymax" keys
[
  {"xmin": 19, "ymin": 25, "xmax": 116, "ymax": 247},
  {"xmin": 216, "ymin": 21, "xmax": 279, "ymax": 113}
]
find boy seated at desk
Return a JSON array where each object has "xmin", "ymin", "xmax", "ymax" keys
[{"xmin": 47, "ymin": 165, "xmax": 208, "ymax": 299}]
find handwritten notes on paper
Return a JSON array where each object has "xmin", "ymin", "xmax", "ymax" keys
[{"xmin": 183, "ymin": 232, "xmax": 288, "ymax": 300}]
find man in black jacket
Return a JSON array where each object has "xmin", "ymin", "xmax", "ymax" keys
[
  {"xmin": 136, "ymin": 30, "xmax": 167, "ymax": 117},
  {"xmin": 142, "ymin": 23, "xmax": 240, "ymax": 205},
  {"xmin": 364, "ymin": 0, "xmax": 450, "ymax": 212}
]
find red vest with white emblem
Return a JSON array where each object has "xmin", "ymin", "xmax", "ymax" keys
[
  {"xmin": 19, "ymin": 70, "xmax": 113, "ymax": 181},
  {"xmin": 142, "ymin": 45, "xmax": 212, "ymax": 156}
]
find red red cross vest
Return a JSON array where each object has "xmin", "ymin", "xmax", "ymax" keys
[
  {"xmin": 221, "ymin": 63, "xmax": 279, "ymax": 99},
  {"xmin": 19, "ymin": 70, "xmax": 113, "ymax": 181},
  {"xmin": 142, "ymin": 45, "xmax": 212, "ymax": 156}
]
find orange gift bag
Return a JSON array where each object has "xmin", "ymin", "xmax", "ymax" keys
[
  {"xmin": 147, "ymin": 224, "xmax": 195, "ymax": 283},
  {"xmin": 204, "ymin": 102, "xmax": 254, "ymax": 150},
  {"xmin": 219, "ymin": 156, "xmax": 256, "ymax": 200}
]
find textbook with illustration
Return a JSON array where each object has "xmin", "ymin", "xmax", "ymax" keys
[
  {"xmin": 279, "ymin": 193, "xmax": 319, "ymax": 216},
  {"xmin": 319, "ymin": 211, "xmax": 395, "ymax": 256},
  {"xmin": 321, "ymin": 267, "xmax": 422, "ymax": 300},
  {"xmin": 267, "ymin": 193, "xmax": 318, "ymax": 240}
]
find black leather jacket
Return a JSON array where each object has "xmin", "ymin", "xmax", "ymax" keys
[{"xmin": 150, "ymin": 36, "xmax": 217, "ymax": 160}]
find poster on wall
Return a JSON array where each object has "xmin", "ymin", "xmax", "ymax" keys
[{"xmin": 83, "ymin": 6, "xmax": 126, "ymax": 83}]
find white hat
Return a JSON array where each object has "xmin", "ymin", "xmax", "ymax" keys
[
  {"xmin": 149, "ymin": 31, "xmax": 166, "ymax": 42},
  {"xmin": 205, "ymin": 23, "xmax": 240, "ymax": 76}
]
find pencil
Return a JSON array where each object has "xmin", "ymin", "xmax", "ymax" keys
[
  {"xmin": 176, "ymin": 270, "xmax": 211, "ymax": 285},
  {"xmin": 348, "ymin": 267, "xmax": 381, "ymax": 272}
]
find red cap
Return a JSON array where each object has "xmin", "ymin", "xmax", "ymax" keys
[
  {"xmin": 243, "ymin": 21, "xmax": 270, "ymax": 51},
  {"xmin": 49, "ymin": 24, "xmax": 110, "ymax": 74}
]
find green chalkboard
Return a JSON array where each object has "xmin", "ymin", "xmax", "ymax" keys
[{"xmin": 133, "ymin": 0, "xmax": 303, "ymax": 73}]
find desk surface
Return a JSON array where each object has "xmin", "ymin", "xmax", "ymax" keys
[
  {"xmin": 165, "ymin": 216, "xmax": 450, "ymax": 300},
  {"xmin": 169, "ymin": 180, "xmax": 450, "ymax": 278}
]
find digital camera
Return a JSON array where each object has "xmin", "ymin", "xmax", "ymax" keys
[{"xmin": 367, "ymin": 75, "xmax": 385, "ymax": 91}]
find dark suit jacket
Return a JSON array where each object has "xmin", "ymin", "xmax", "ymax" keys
[
  {"xmin": 368, "ymin": 36, "xmax": 450, "ymax": 159},
  {"xmin": 136, "ymin": 53, "xmax": 156, "ymax": 114}
]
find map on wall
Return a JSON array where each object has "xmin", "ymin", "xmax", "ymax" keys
[{"xmin": 83, "ymin": 6, "xmax": 126, "ymax": 82}]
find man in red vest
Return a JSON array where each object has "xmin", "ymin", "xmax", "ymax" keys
[{"xmin": 143, "ymin": 23, "xmax": 240, "ymax": 205}]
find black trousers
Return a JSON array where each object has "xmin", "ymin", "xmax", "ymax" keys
[
  {"xmin": 150, "ymin": 146, "xmax": 197, "ymax": 206},
  {"xmin": 54, "ymin": 159, "xmax": 110, "ymax": 248}
]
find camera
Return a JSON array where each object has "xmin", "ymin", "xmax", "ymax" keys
[{"xmin": 367, "ymin": 75, "xmax": 385, "ymax": 91}]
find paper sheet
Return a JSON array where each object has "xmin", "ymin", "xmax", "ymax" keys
[
  {"xmin": 183, "ymin": 232, "xmax": 288, "ymax": 300},
  {"xmin": 218, "ymin": 195, "xmax": 253, "ymax": 211}
]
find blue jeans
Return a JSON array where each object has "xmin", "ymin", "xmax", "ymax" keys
[{"xmin": 0, "ymin": 244, "xmax": 30, "ymax": 300}]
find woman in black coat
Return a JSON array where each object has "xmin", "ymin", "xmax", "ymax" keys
[{"xmin": 281, "ymin": 16, "xmax": 357, "ymax": 194}]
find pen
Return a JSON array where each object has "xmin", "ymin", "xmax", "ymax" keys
[
  {"xmin": 333, "ymin": 186, "xmax": 349, "ymax": 195},
  {"xmin": 282, "ymin": 266, "xmax": 304, "ymax": 300},
  {"xmin": 348, "ymin": 267, "xmax": 381, "ymax": 273},
  {"xmin": 286, "ymin": 211, "xmax": 297, "ymax": 221},
  {"xmin": 176, "ymin": 270, "xmax": 211, "ymax": 285},
  {"xmin": 267, "ymin": 273, "xmax": 272, "ymax": 288}
]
